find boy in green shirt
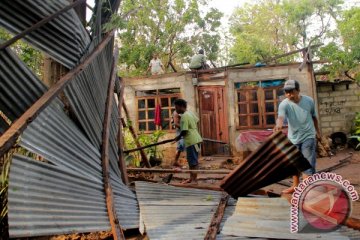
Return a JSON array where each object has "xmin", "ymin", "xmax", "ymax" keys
[{"xmin": 174, "ymin": 99, "xmax": 202, "ymax": 184}]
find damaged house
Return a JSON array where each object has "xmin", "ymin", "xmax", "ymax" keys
[{"xmin": 124, "ymin": 60, "xmax": 360, "ymax": 162}]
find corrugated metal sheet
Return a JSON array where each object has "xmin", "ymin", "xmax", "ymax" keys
[
  {"xmin": 7, "ymin": 75, "xmax": 138, "ymax": 237},
  {"xmin": 221, "ymin": 131, "xmax": 311, "ymax": 197},
  {"xmin": 0, "ymin": 0, "xmax": 91, "ymax": 69},
  {"xmin": 1, "ymin": 0, "xmax": 139, "ymax": 238},
  {"xmin": 9, "ymin": 154, "xmax": 110, "ymax": 237},
  {"xmin": 220, "ymin": 197, "xmax": 360, "ymax": 240},
  {"xmin": 0, "ymin": 47, "xmax": 47, "ymax": 134},
  {"xmin": 135, "ymin": 181, "xmax": 222, "ymax": 240}
]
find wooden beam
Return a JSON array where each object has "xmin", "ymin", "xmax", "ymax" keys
[
  {"xmin": 121, "ymin": 102, "xmax": 151, "ymax": 168},
  {"xmin": 204, "ymin": 192, "xmax": 230, "ymax": 240},
  {"xmin": 169, "ymin": 183, "xmax": 223, "ymax": 191},
  {"xmin": 123, "ymin": 138, "xmax": 175, "ymax": 154},
  {"xmin": 0, "ymin": 0, "xmax": 86, "ymax": 50},
  {"xmin": 127, "ymin": 168, "xmax": 231, "ymax": 174},
  {"xmin": 117, "ymin": 77, "xmax": 129, "ymax": 185},
  {"xmin": 264, "ymin": 44, "xmax": 322, "ymax": 63},
  {"xmin": 101, "ymin": 47, "xmax": 125, "ymax": 240},
  {"xmin": 0, "ymin": 30, "xmax": 114, "ymax": 157}
]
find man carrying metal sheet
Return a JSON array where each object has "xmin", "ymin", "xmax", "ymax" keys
[
  {"xmin": 171, "ymin": 110, "xmax": 185, "ymax": 167},
  {"xmin": 274, "ymin": 80, "xmax": 321, "ymax": 194},
  {"xmin": 174, "ymin": 99, "xmax": 203, "ymax": 184}
]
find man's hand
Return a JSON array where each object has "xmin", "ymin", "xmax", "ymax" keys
[
  {"xmin": 316, "ymin": 132, "xmax": 321, "ymax": 141},
  {"xmin": 273, "ymin": 125, "xmax": 282, "ymax": 132},
  {"xmin": 174, "ymin": 135, "xmax": 181, "ymax": 142}
]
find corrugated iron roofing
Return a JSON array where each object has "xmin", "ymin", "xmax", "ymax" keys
[
  {"xmin": 220, "ymin": 197, "xmax": 360, "ymax": 240},
  {"xmin": 135, "ymin": 181, "xmax": 222, "ymax": 240},
  {"xmin": 1, "ymin": 0, "xmax": 139, "ymax": 237},
  {"xmin": 7, "ymin": 78, "xmax": 138, "ymax": 237},
  {"xmin": 0, "ymin": 0, "xmax": 91, "ymax": 69},
  {"xmin": 0, "ymin": 47, "xmax": 47, "ymax": 134},
  {"xmin": 221, "ymin": 131, "xmax": 311, "ymax": 197}
]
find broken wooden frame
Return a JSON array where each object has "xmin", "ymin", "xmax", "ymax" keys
[
  {"xmin": 101, "ymin": 46, "xmax": 125, "ymax": 240},
  {"xmin": 121, "ymin": 102, "xmax": 151, "ymax": 167},
  {"xmin": 205, "ymin": 192, "xmax": 230, "ymax": 240},
  {"xmin": 116, "ymin": 78, "xmax": 129, "ymax": 185}
]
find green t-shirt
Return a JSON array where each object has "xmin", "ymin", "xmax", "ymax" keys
[
  {"xmin": 278, "ymin": 95, "xmax": 316, "ymax": 144},
  {"xmin": 180, "ymin": 111, "xmax": 202, "ymax": 147},
  {"xmin": 189, "ymin": 54, "xmax": 205, "ymax": 69}
]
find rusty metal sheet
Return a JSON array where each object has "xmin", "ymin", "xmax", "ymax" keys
[
  {"xmin": 135, "ymin": 181, "xmax": 222, "ymax": 240},
  {"xmin": 220, "ymin": 197, "xmax": 359, "ymax": 240},
  {"xmin": 220, "ymin": 131, "xmax": 311, "ymax": 197}
]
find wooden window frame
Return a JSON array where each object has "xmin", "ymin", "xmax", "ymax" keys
[
  {"xmin": 236, "ymin": 83, "xmax": 284, "ymax": 130},
  {"xmin": 136, "ymin": 90, "xmax": 180, "ymax": 133}
]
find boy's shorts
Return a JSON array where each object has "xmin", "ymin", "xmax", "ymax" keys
[{"xmin": 186, "ymin": 144, "xmax": 200, "ymax": 167}]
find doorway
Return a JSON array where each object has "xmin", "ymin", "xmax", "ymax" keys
[{"xmin": 198, "ymin": 86, "xmax": 229, "ymax": 156}]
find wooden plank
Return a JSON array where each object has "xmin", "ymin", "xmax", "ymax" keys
[
  {"xmin": 117, "ymin": 77, "xmax": 129, "ymax": 185},
  {"xmin": 101, "ymin": 46, "xmax": 125, "ymax": 240},
  {"xmin": 0, "ymin": 0, "xmax": 86, "ymax": 50},
  {"xmin": 204, "ymin": 192, "xmax": 230, "ymax": 240},
  {"xmin": 121, "ymin": 102, "xmax": 151, "ymax": 168},
  {"xmin": 127, "ymin": 168, "xmax": 231, "ymax": 174},
  {"xmin": 0, "ymin": 30, "xmax": 115, "ymax": 158},
  {"xmin": 123, "ymin": 138, "xmax": 175, "ymax": 154}
]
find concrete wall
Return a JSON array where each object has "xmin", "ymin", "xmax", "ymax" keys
[
  {"xmin": 124, "ymin": 73, "xmax": 195, "ymax": 165},
  {"xmin": 227, "ymin": 63, "xmax": 316, "ymax": 157},
  {"xmin": 317, "ymin": 83, "xmax": 360, "ymax": 136},
  {"xmin": 124, "ymin": 63, "xmax": 316, "ymax": 160}
]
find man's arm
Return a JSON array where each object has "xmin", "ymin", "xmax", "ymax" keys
[
  {"xmin": 274, "ymin": 116, "xmax": 285, "ymax": 132},
  {"xmin": 312, "ymin": 116, "xmax": 321, "ymax": 140},
  {"xmin": 274, "ymin": 102, "xmax": 286, "ymax": 132},
  {"xmin": 175, "ymin": 130, "xmax": 188, "ymax": 141}
]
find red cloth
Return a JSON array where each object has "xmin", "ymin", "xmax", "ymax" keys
[
  {"xmin": 154, "ymin": 104, "xmax": 162, "ymax": 126},
  {"xmin": 237, "ymin": 129, "xmax": 288, "ymax": 144}
]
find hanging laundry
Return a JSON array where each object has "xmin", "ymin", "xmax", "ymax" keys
[{"xmin": 154, "ymin": 104, "xmax": 162, "ymax": 126}]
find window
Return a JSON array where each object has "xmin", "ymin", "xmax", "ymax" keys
[
  {"xmin": 136, "ymin": 88, "xmax": 180, "ymax": 132},
  {"xmin": 236, "ymin": 80, "xmax": 285, "ymax": 129}
]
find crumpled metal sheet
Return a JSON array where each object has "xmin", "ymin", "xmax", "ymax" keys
[
  {"xmin": 1, "ymin": 0, "xmax": 139, "ymax": 238},
  {"xmin": 221, "ymin": 131, "xmax": 312, "ymax": 197},
  {"xmin": 220, "ymin": 197, "xmax": 360, "ymax": 240},
  {"xmin": 135, "ymin": 181, "xmax": 222, "ymax": 240},
  {"xmin": 7, "ymin": 79, "xmax": 138, "ymax": 237},
  {"xmin": 0, "ymin": 0, "xmax": 91, "ymax": 69}
]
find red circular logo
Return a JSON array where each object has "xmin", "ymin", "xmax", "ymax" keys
[{"xmin": 300, "ymin": 181, "xmax": 351, "ymax": 231}]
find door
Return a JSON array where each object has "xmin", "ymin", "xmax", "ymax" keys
[{"xmin": 198, "ymin": 86, "xmax": 229, "ymax": 156}]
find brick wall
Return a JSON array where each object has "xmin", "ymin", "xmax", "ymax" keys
[{"xmin": 317, "ymin": 83, "xmax": 360, "ymax": 136}]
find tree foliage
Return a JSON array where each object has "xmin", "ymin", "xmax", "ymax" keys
[
  {"xmin": 319, "ymin": 7, "xmax": 360, "ymax": 80},
  {"xmin": 106, "ymin": 0, "xmax": 223, "ymax": 75},
  {"xmin": 0, "ymin": 28, "xmax": 43, "ymax": 78},
  {"xmin": 229, "ymin": 0, "xmax": 343, "ymax": 64}
]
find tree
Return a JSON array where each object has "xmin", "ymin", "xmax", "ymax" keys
[
  {"xmin": 229, "ymin": 0, "xmax": 343, "ymax": 64},
  {"xmin": 106, "ymin": 0, "xmax": 223, "ymax": 75},
  {"xmin": 319, "ymin": 7, "xmax": 360, "ymax": 81}
]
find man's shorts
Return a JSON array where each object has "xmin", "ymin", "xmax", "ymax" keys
[
  {"xmin": 186, "ymin": 144, "xmax": 200, "ymax": 167},
  {"xmin": 295, "ymin": 138, "xmax": 316, "ymax": 175}
]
